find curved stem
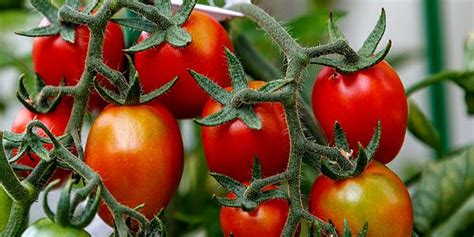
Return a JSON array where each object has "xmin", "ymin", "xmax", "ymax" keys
[
  {"xmin": 3, "ymin": 202, "xmax": 30, "ymax": 237},
  {"xmin": 229, "ymin": 3, "xmax": 304, "ymax": 57},
  {"xmin": 406, "ymin": 70, "xmax": 474, "ymax": 96}
]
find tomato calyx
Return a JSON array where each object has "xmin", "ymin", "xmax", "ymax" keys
[
  {"xmin": 94, "ymin": 57, "xmax": 177, "ymax": 106},
  {"xmin": 16, "ymin": 0, "xmax": 97, "ymax": 43},
  {"xmin": 319, "ymin": 121, "xmax": 381, "ymax": 181},
  {"xmin": 310, "ymin": 9, "xmax": 391, "ymax": 73},
  {"xmin": 16, "ymin": 74, "xmax": 65, "ymax": 114},
  {"xmin": 212, "ymin": 158, "xmax": 287, "ymax": 212},
  {"xmin": 191, "ymin": 48, "xmax": 292, "ymax": 129},
  {"xmin": 113, "ymin": 0, "xmax": 197, "ymax": 52},
  {"xmin": 43, "ymin": 178, "xmax": 101, "ymax": 229}
]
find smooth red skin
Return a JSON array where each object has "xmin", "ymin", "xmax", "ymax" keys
[
  {"xmin": 32, "ymin": 18, "xmax": 125, "ymax": 111},
  {"xmin": 309, "ymin": 161, "xmax": 413, "ymax": 237},
  {"xmin": 85, "ymin": 104, "xmax": 184, "ymax": 225},
  {"xmin": 201, "ymin": 81, "xmax": 290, "ymax": 182},
  {"xmin": 11, "ymin": 99, "xmax": 73, "ymax": 182},
  {"xmin": 311, "ymin": 60, "xmax": 408, "ymax": 164},
  {"xmin": 135, "ymin": 11, "xmax": 234, "ymax": 119},
  {"xmin": 220, "ymin": 185, "xmax": 290, "ymax": 237}
]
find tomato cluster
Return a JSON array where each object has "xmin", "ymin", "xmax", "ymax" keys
[{"xmin": 6, "ymin": 3, "xmax": 414, "ymax": 236}]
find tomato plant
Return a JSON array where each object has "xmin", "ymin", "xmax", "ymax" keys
[
  {"xmin": 11, "ymin": 99, "xmax": 73, "ymax": 183},
  {"xmin": 309, "ymin": 161, "xmax": 413, "ymax": 237},
  {"xmin": 84, "ymin": 104, "xmax": 184, "ymax": 225},
  {"xmin": 201, "ymin": 81, "xmax": 289, "ymax": 182},
  {"xmin": 134, "ymin": 10, "xmax": 234, "ymax": 119},
  {"xmin": 220, "ymin": 185, "xmax": 290, "ymax": 237},
  {"xmin": 21, "ymin": 218, "xmax": 89, "ymax": 237},
  {"xmin": 311, "ymin": 60, "xmax": 408, "ymax": 164},
  {"xmin": 32, "ymin": 18, "xmax": 125, "ymax": 111}
]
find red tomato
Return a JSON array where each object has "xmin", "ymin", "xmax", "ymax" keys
[
  {"xmin": 11, "ymin": 99, "xmax": 73, "ymax": 183},
  {"xmin": 32, "ymin": 18, "xmax": 125, "ymax": 111},
  {"xmin": 85, "ymin": 104, "xmax": 184, "ymax": 225},
  {"xmin": 220, "ymin": 185, "xmax": 291, "ymax": 237},
  {"xmin": 201, "ymin": 81, "xmax": 290, "ymax": 182},
  {"xmin": 309, "ymin": 161, "xmax": 413, "ymax": 237},
  {"xmin": 134, "ymin": 10, "xmax": 233, "ymax": 119},
  {"xmin": 311, "ymin": 60, "xmax": 407, "ymax": 164}
]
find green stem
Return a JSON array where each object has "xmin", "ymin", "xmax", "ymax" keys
[
  {"xmin": 406, "ymin": 70, "xmax": 474, "ymax": 96},
  {"xmin": 229, "ymin": 3, "xmax": 304, "ymax": 57},
  {"xmin": 3, "ymin": 202, "xmax": 30, "ymax": 237}
]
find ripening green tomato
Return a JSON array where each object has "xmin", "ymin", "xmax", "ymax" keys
[
  {"xmin": 21, "ymin": 218, "xmax": 89, "ymax": 237},
  {"xmin": 0, "ymin": 185, "xmax": 12, "ymax": 231},
  {"xmin": 309, "ymin": 161, "xmax": 413, "ymax": 237}
]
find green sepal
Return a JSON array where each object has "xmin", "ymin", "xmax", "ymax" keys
[
  {"xmin": 2, "ymin": 131, "xmax": 24, "ymax": 143},
  {"xmin": 407, "ymin": 100, "xmax": 442, "ymax": 151},
  {"xmin": 16, "ymin": 74, "xmax": 64, "ymax": 114},
  {"xmin": 125, "ymin": 32, "xmax": 165, "ymax": 52},
  {"xmin": 112, "ymin": 17, "xmax": 158, "ymax": 33},
  {"xmin": 83, "ymin": 0, "xmax": 99, "ymax": 14},
  {"xmin": 333, "ymin": 121, "xmax": 350, "ymax": 153},
  {"xmin": 458, "ymin": 33, "xmax": 474, "ymax": 114},
  {"xmin": 18, "ymin": 0, "xmax": 78, "ymax": 43},
  {"xmin": 29, "ymin": 135, "xmax": 51, "ymax": 162},
  {"xmin": 165, "ymin": 25, "xmax": 192, "ymax": 47},
  {"xmin": 190, "ymin": 49, "xmax": 263, "ymax": 130},
  {"xmin": 59, "ymin": 24, "xmax": 76, "ymax": 43},
  {"xmin": 142, "ymin": 209, "xmax": 168, "ymax": 237},
  {"xmin": 43, "ymin": 177, "xmax": 102, "ymax": 229},
  {"xmin": 155, "ymin": 0, "xmax": 173, "ymax": 17},
  {"xmin": 210, "ymin": 173, "xmax": 246, "ymax": 196},
  {"xmin": 170, "ymin": 0, "xmax": 197, "ymax": 25},
  {"xmin": 365, "ymin": 121, "xmax": 381, "ymax": 160},
  {"xmin": 94, "ymin": 57, "xmax": 177, "ymax": 105},
  {"xmin": 258, "ymin": 78, "xmax": 294, "ymax": 93},
  {"xmin": 351, "ymin": 144, "xmax": 369, "ymax": 177},
  {"xmin": 342, "ymin": 219, "xmax": 352, "ymax": 237},
  {"xmin": 30, "ymin": 0, "xmax": 59, "ymax": 24},
  {"xmin": 311, "ymin": 9, "xmax": 391, "ymax": 73},
  {"xmin": 16, "ymin": 25, "xmax": 60, "ymax": 37},
  {"xmin": 250, "ymin": 157, "xmax": 262, "ymax": 182},
  {"xmin": 357, "ymin": 223, "xmax": 368, "ymax": 237},
  {"xmin": 357, "ymin": 9, "xmax": 386, "ymax": 57}
]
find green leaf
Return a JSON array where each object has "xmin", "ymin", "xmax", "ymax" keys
[
  {"xmin": 412, "ymin": 147, "xmax": 474, "ymax": 235},
  {"xmin": 407, "ymin": 100, "xmax": 442, "ymax": 151},
  {"xmin": 166, "ymin": 25, "xmax": 192, "ymax": 47}
]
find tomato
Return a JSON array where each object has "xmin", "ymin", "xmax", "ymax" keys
[
  {"xmin": 0, "ymin": 185, "xmax": 12, "ymax": 231},
  {"xmin": 134, "ymin": 10, "xmax": 233, "ymax": 119},
  {"xmin": 21, "ymin": 218, "xmax": 89, "ymax": 237},
  {"xmin": 220, "ymin": 185, "xmax": 291, "ymax": 237},
  {"xmin": 32, "ymin": 18, "xmax": 125, "ymax": 111},
  {"xmin": 309, "ymin": 161, "xmax": 413, "ymax": 237},
  {"xmin": 11, "ymin": 99, "xmax": 73, "ymax": 183},
  {"xmin": 201, "ymin": 81, "xmax": 290, "ymax": 182},
  {"xmin": 85, "ymin": 104, "xmax": 184, "ymax": 225},
  {"xmin": 311, "ymin": 60, "xmax": 407, "ymax": 164}
]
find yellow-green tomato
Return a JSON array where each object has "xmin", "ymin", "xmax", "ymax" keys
[{"xmin": 21, "ymin": 218, "xmax": 90, "ymax": 237}]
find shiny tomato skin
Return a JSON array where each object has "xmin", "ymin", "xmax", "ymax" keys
[
  {"xmin": 32, "ymin": 18, "xmax": 125, "ymax": 111},
  {"xmin": 85, "ymin": 104, "xmax": 184, "ymax": 225},
  {"xmin": 134, "ymin": 10, "xmax": 234, "ymax": 119},
  {"xmin": 309, "ymin": 161, "xmax": 413, "ymax": 237},
  {"xmin": 11, "ymin": 99, "xmax": 73, "ymax": 183},
  {"xmin": 201, "ymin": 81, "xmax": 290, "ymax": 182},
  {"xmin": 220, "ymin": 185, "xmax": 290, "ymax": 237},
  {"xmin": 311, "ymin": 60, "xmax": 407, "ymax": 164}
]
